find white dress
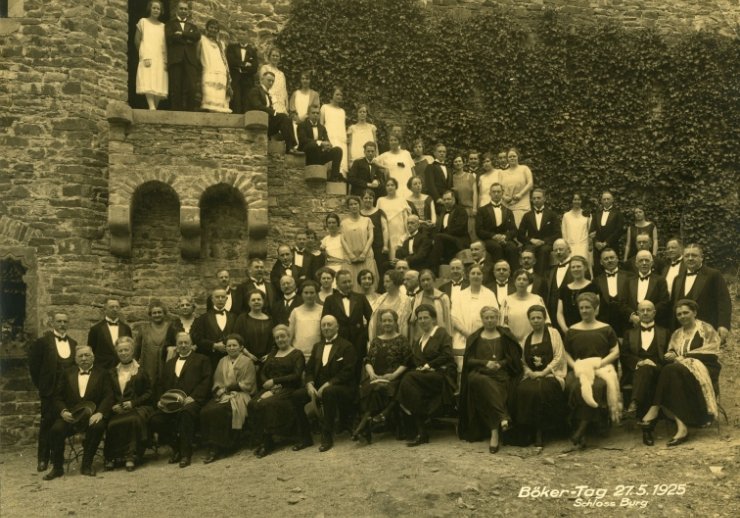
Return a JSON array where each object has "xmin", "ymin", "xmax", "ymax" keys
[
  {"xmin": 198, "ymin": 35, "xmax": 231, "ymax": 113},
  {"xmin": 321, "ymin": 234, "xmax": 347, "ymax": 271},
  {"xmin": 376, "ymin": 195, "xmax": 411, "ymax": 260},
  {"xmin": 477, "ymin": 170, "xmax": 502, "ymax": 208},
  {"xmin": 136, "ymin": 18, "xmax": 168, "ymax": 98},
  {"xmin": 260, "ymin": 64, "xmax": 288, "ymax": 114},
  {"xmin": 501, "ymin": 293, "xmax": 550, "ymax": 344},
  {"xmin": 450, "ymin": 286, "xmax": 499, "ymax": 373},
  {"xmin": 347, "ymin": 122, "xmax": 377, "ymax": 163},
  {"xmin": 562, "ymin": 210, "xmax": 592, "ymax": 265},
  {"xmin": 320, "ymin": 104, "xmax": 348, "ymax": 174},
  {"xmin": 376, "ymin": 150, "xmax": 415, "ymax": 199},
  {"xmin": 289, "ymin": 304, "xmax": 323, "ymax": 358}
]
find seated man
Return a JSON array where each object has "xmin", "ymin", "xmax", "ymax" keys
[
  {"xmin": 517, "ymin": 188, "xmax": 560, "ymax": 275},
  {"xmin": 347, "ymin": 141, "xmax": 386, "ymax": 198},
  {"xmin": 438, "ymin": 258, "xmax": 468, "ymax": 304},
  {"xmin": 431, "ymin": 190, "xmax": 469, "ymax": 275},
  {"xmin": 246, "ymin": 70, "xmax": 297, "ymax": 153},
  {"xmin": 395, "ymin": 214, "xmax": 433, "ymax": 271},
  {"xmin": 44, "ymin": 346, "xmax": 113, "ymax": 480},
  {"xmin": 403, "ymin": 269, "xmax": 420, "ymax": 299},
  {"xmin": 297, "ymin": 105, "xmax": 343, "ymax": 181},
  {"xmin": 475, "ymin": 183, "xmax": 518, "ymax": 269},
  {"xmin": 149, "ymin": 332, "xmax": 212, "ymax": 468}
]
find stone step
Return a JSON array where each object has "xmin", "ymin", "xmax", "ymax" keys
[
  {"xmin": 304, "ymin": 164, "xmax": 328, "ymax": 182},
  {"xmin": 268, "ymin": 139, "xmax": 286, "ymax": 155},
  {"xmin": 326, "ymin": 181, "xmax": 347, "ymax": 196},
  {"xmin": 286, "ymin": 152, "xmax": 306, "ymax": 169}
]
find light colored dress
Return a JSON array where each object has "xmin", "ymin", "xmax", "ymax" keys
[
  {"xmin": 198, "ymin": 35, "xmax": 231, "ymax": 113},
  {"xmin": 260, "ymin": 64, "xmax": 288, "ymax": 114},
  {"xmin": 136, "ymin": 18, "xmax": 168, "ymax": 98},
  {"xmin": 289, "ymin": 88, "xmax": 319, "ymax": 122},
  {"xmin": 501, "ymin": 293, "xmax": 550, "ymax": 344},
  {"xmin": 376, "ymin": 195, "xmax": 411, "ymax": 261},
  {"xmin": 562, "ymin": 210, "xmax": 593, "ymax": 265},
  {"xmin": 340, "ymin": 216, "xmax": 378, "ymax": 292},
  {"xmin": 320, "ymin": 104, "xmax": 348, "ymax": 174},
  {"xmin": 450, "ymin": 286, "xmax": 499, "ymax": 354},
  {"xmin": 135, "ymin": 322, "xmax": 170, "ymax": 384},
  {"xmin": 369, "ymin": 292, "xmax": 412, "ymax": 340},
  {"xmin": 321, "ymin": 233, "xmax": 348, "ymax": 272},
  {"xmin": 478, "ymin": 170, "xmax": 502, "ymax": 208},
  {"xmin": 500, "ymin": 165, "xmax": 532, "ymax": 226},
  {"xmin": 377, "ymin": 150, "xmax": 415, "ymax": 199},
  {"xmin": 288, "ymin": 304, "xmax": 323, "ymax": 358},
  {"xmin": 348, "ymin": 122, "xmax": 377, "ymax": 163}
]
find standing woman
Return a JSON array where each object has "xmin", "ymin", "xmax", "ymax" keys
[
  {"xmin": 360, "ymin": 189, "xmax": 388, "ymax": 281},
  {"xmin": 557, "ymin": 256, "xmax": 599, "ymax": 333},
  {"xmin": 289, "ymin": 70, "xmax": 320, "ymax": 123},
  {"xmin": 515, "ymin": 306, "xmax": 567, "ymax": 450},
  {"xmin": 320, "ymin": 213, "xmax": 348, "ymax": 273},
  {"xmin": 320, "ymin": 86, "xmax": 349, "ymax": 175},
  {"xmin": 368, "ymin": 270, "xmax": 412, "ymax": 340},
  {"xmin": 451, "ymin": 155, "xmax": 478, "ymax": 239},
  {"xmin": 134, "ymin": 0, "xmax": 168, "ymax": 110},
  {"xmin": 411, "ymin": 138, "xmax": 434, "ymax": 185},
  {"xmin": 406, "ymin": 176, "xmax": 436, "ymax": 229},
  {"xmin": 259, "ymin": 47, "xmax": 288, "ymax": 114},
  {"xmin": 410, "ymin": 270, "xmax": 452, "ymax": 342},
  {"xmin": 347, "ymin": 104, "xmax": 378, "ymax": 163},
  {"xmin": 315, "ymin": 267, "xmax": 337, "ymax": 304},
  {"xmin": 501, "ymin": 269, "xmax": 550, "ymax": 344},
  {"xmin": 477, "ymin": 152, "xmax": 501, "ymax": 209},
  {"xmin": 376, "ymin": 178, "xmax": 412, "ymax": 262},
  {"xmin": 197, "ymin": 19, "xmax": 232, "ymax": 113},
  {"xmin": 623, "ymin": 207, "xmax": 659, "ymax": 262},
  {"xmin": 358, "ymin": 270, "xmax": 380, "ymax": 306},
  {"xmin": 500, "ymin": 147, "xmax": 534, "ymax": 227},
  {"xmin": 377, "ymin": 135, "xmax": 416, "ymax": 199},
  {"xmin": 135, "ymin": 299, "xmax": 174, "ymax": 385},
  {"xmin": 340, "ymin": 196, "xmax": 378, "ymax": 292},
  {"xmin": 562, "ymin": 193, "xmax": 593, "ymax": 268},
  {"xmin": 234, "ymin": 290, "xmax": 274, "ymax": 364},
  {"xmin": 288, "ymin": 281, "xmax": 323, "ymax": 359},
  {"xmin": 458, "ymin": 306, "xmax": 522, "ymax": 453}
]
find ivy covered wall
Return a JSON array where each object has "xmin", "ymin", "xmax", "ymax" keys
[{"xmin": 276, "ymin": 0, "xmax": 738, "ymax": 269}]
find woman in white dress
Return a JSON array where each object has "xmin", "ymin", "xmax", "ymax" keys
[
  {"xmin": 369, "ymin": 270, "xmax": 412, "ymax": 340},
  {"xmin": 376, "ymin": 178, "xmax": 411, "ymax": 261},
  {"xmin": 288, "ymin": 281, "xmax": 323, "ymax": 358},
  {"xmin": 501, "ymin": 269, "xmax": 550, "ymax": 344},
  {"xmin": 288, "ymin": 70, "xmax": 320, "ymax": 123},
  {"xmin": 561, "ymin": 193, "xmax": 593, "ymax": 267},
  {"xmin": 500, "ymin": 147, "xmax": 534, "ymax": 227},
  {"xmin": 376, "ymin": 134, "xmax": 415, "ymax": 199},
  {"xmin": 320, "ymin": 86, "xmax": 348, "ymax": 175},
  {"xmin": 340, "ymin": 196, "xmax": 378, "ymax": 291},
  {"xmin": 477, "ymin": 152, "xmax": 501, "ymax": 209},
  {"xmin": 134, "ymin": 0, "xmax": 167, "ymax": 110},
  {"xmin": 259, "ymin": 47, "xmax": 288, "ymax": 115},
  {"xmin": 347, "ymin": 104, "xmax": 377, "ymax": 164},
  {"xmin": 320, "ymin": 213, "xmax": 348, "ymax": 272},
  {"xmin": 197, "ymin": 20, "xmax": 231, "ymax": 113}
]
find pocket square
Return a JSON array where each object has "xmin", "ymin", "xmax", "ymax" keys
[{"xmin": 336, "ymin": 357, "xmax": 344, "ymax": 362}]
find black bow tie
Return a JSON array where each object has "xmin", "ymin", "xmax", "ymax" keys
[
  {"xmin": 671, "ymin": 260, "xmax": 682, "ymax": 267},
  {"xmin": 284, "ymin": 297, "xmax": 295, "ymax": 304},
  {"xmin": 497, "ymin": 282, "xmax": 508, "ymax": 288},
  {"xmin": 491, "ymin": 203, "xmax": 501, "ymax": 208},
  {"xmin": 641, "ymin": 325, "xmax": 654, "ymax": 332},
  {"xmin": 295, "ymin": 249, "xmax": 304, "ymax": 255},
  {"xmin": 686, "ymin": 271, "xmax": 698, "ymax": 277},
  {"xmin": 79, "ymin": 371, "xmax": 91, "ymax": 376},
  {"xmin": 340, "ymin": 293, "xmax": 351, "ymax": 299},
  {"xmin": 252, "ymin": 280, "xmax": 264, "ymax": 286},
  {"xmin": 55, "ymin": 335, "xmax": 68, "ymax": 342},
  {"xmin": 106, "ymin": 320, "xmax": 118, "ymax": 326},
  {"xmin": 534, "ymin": 209, "xmax": 543, "ymax": 214},
  {"xmin": 452, "ymin": 282, "xmax": 463, "ymax": 287},
  {"xmin": 639, "ymin": 275, "xmax": 651, "ymax": 281},
  {"xmin": 214, "ymin": 310, "xmax": 226, "ymax": 315},
  {"xmin": 605, "ymin": 272, "xmax": 618, "ymax": 278},
  {"xmin": 558, "ymin": 261, "xmax": 570, "ymax": 268},
  {"xmin": 603, "ymin": 208, "xmax": 611, "ymax": 212},
  {"xmin": 325, "ymin": 340, "xmax": 334, "ymax": 345}
]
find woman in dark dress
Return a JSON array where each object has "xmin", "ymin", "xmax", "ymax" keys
[
  {"xmin": 458, "ymin": 306, "xmax": 522, "ymax": 454},
  {"xmin": 104, "ymin": 336, "xmax": 154, "ymax": 472},
  {"xmin": 248, "ymin": 325, "xmax": 306, "ymax": 458},
  {"xmin": 397, "ymin": 304, "xmax": 457, "ymax": 446},
  {"xmin": 557, "ymin": 255, "xmax": 599, "ymax": 332},
  {"xmin": 564, "ymin": 292, "xmax": 620, "ymax": 449},
  {"xmin": 234, "ymin": 289, "xmax": 274, "ymax": 363},
  {"xmin": 361, "ymin": 189, "xmax": 388, "ymax": 285},
  {"xmin": 638, "ymin": 300, "xmax": 721, "ymax": 447},
  {"xmin": 515, "ymin": 305, "xmax": 568, "ymax": 450},
  {"xmin": 352, "ymin": 309, "xmax": 410, "ymax": 443}
]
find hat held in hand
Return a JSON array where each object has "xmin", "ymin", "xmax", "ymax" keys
[
  {"xmin": 159, "ymin": 389, "xmax": 188, "ymax": 413},
  {"xmin": 69, "ymin": 401, "xmax": 97, "ymax": 423}
]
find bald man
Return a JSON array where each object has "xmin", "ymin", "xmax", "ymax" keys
[
  {"xmin": 395, "ymin": 215, "xmax": 433, "ymax": 271},
  {"xmin": 625, "ymin": 251, "xmax": 670, "ymax": 328},
  {"xmin": 191, "ymin": 288, "xmax": 238, "ymax": 371}
]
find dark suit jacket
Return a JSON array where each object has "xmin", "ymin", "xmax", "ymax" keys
[
  {"xmin": 206, "ymin": 289, "xmax": 246, "ymax": 315},
  {"xmin": 347, "ymin": 158, "xmax": 387, "ymax": 198},
  {"xmin": 422, "ymin": 161, "xmax": 452, "ymax": 203},
  {"xmin": 491, "ymin": 281, "xmax": 517, "ymax": 306},
  {"xmin": 305, "ymin": 336, "xmax": 356, "ymax": 387},
  {"xmin": 190, "ymin": 311, "xmax": 238, "ymax": 368},
  {"xmin": 164, "ymin": 19, "xmax": 200, "ymax": 66},
  {"xmin": 589, "ymin": 208, "xmax": 625, "ymax": 249},
  {"xmin": 158, "ymin": 352, "xmax": 212, "ymax": 404},
  {"xmin": 595, "ymin": 270, "xmax": 633, "ymax": 336},
  {"xmin": 620, "ymin": 325, "xmax": 669, "ymax": 386},
  {"xmin": 528, "ymin": 272, "xmax": 549, "ymax": 300},
  {"xmin": 518, "ymin": 208, "xmax": 560, "ymax": 246},
  {"xmin": 87, "ymin": 320, "xmax": 133, "ymax": 370},
  {"xmin": 109, "ymin": 367, "xmax": 153, "ymax": 407},
  {"xmin": 546, "ymin": 262, "xmax": 575, "ymax": 320},
  {"xmin": 245, "ymin": 84, "xmax": 276, "ymax": 115},
  {"xmin": 237, "ymin": 279, "xmax": 276, "ymax": 317},
  {"xmin": 54, "ymin": 365, "xmax": 114, "ymax": 418},
  {"xmin": 670, "ymin": 265, "xmax": 731, "ymax": 330},
  {"xmin": 297, "ymin": 119, "xmax": 331, "ymax": 152},
  {"xmin": 270, "ymin": 262, "xmax": 302, "ymax": 293},
  {"xmin": 659, "ymin": 259, "xmax": 686, "ymax": 279},
  {"xmin": 407, "ymin": 327, "xmax": 456, "ymax": 390},
  {"xmin": 475, "ymin": 203, "xmax": 517, "ymax": 242},
  {"xmin": 395, "ymin": 231, "xmax": 434, "ymax": 270},
  {"xmin": 625, "ymin": 273, "xmax": 670, "ymax": 327},
  {"xmin": 436, "ymin": 206, "xmax": 469, "ymax": 245},
  {"xmin": 321, "ymin": 292, "xmax": 373, "ymax": 352},
  {"xmin": 439, "ymin": 279, "xmax": 470, "ymax": 300},
  {"xmin": 29, "ymin": 332, "xmax": 78, "ymax": 398},
  {"xmin": 271, "ymin": 295, "xmax": 303, "ymax": 326},
  {"xmin": 225, "ymin": 43, "xmax": 258, "ymax": 78},
  {"xmin": 297, "ymin": 251, "xmax": 326, "ymax": 283}
]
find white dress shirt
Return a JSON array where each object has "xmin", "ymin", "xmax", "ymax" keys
[
  {"xmin": 600, "ymin": 209, "xmax": 610, "ymax": 227},
  {"xmin": 555, "ymin": 260, "xmax": 570, "ymax": 287},
  {"xmin": 78, "ymin": 370, "xmax": 91, "ymax": 398},
  {"xmin": 407, "ymin": 232, "xmax": 418, "ymax": 254},
  {"xmin": 106, "ymin": 320, "xmax": 120, "ymax": 346},
  {"xmin": 492, "ymin": 204, "xmax": 502, "ymax": 226},
  {"xmin": 604, "ymin": 270, "xmax": 619, "ymax": 297},
  {"xmin": 636, "ymin": 275, "xmax": 650, "ymax": 302},
  {"xmin": 214, "ymin": 310, "xmax": 227, "ymax": 331},
  {"xmin": 495, "ymin": 283, "xmax": 509, "ymax": 304},
  {"xmin": 534, "ymin": 209, "xmax": 543, "ymax": 231},
  {"xmin": 640, "ymin": 326, "xmax": 655, "ymax": 351},
  {"xmin": 54, "ymin": 335, "xmax": 71, "ymax": 359},
  {"xmin": 665, "ymin": 258, "xmax": 682, "ymax": 296},
  {"xmin": 322, "ymin": 335, "xmax": 338, "ymax": 366},
  {"xmin": 684, "ymin": 271, "xmax": 698, "ymax": 295},
  {"xmin": 339, "ymin": 292, "xmax": 351, "ymax": 316},
  {"xmin": 419, "ymin": 326, "xmax": 439, "ymax": 352},
  {"xmin": 175, "ymin": 357, "xmax": 187, "ymax": 377}
]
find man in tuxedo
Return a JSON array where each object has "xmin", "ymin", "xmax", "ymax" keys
[
  {"xmin": 517, "ymin": 188, "xmax": 560, "ymax": 275},
  {"xmin": 225, "ymin": 32, "xmax": 258, "ymax": 114},
  {"xmin": 661, "ymin": 237, "xmax": 685, "ymax": 298},
  {"xmin": 321, "ymin": 270, "xmax": 373, "ymax": 365},
  {"xmin": 206, "ymin": 268, "xmax": 243, "ymax": 315},
  {"xmin": 589, "ymin": 190, "xmax": 625, "ymax": 274},
  {"xmin": 246, "ymin": 71, "xmax": 297, "ymax": 152},
  {"xmin": 87, "ymin": 298, "xmax": 133, "ymax": 370},
  {"xmin": 271, "ymin": 275, "xmax": 302, "ymax": 326},
  {"xmin": 294, "ymin": 229, "xmax": 325, "ymax": 283},
  {"xmin": 670, "ymin": 243, "xmax": 731, "ymax": 340},
  {"xmin": 43, "ymin": 346, "xmax": 113, "ymax": 480},
  {"xmin": 29, "ymin": 311, "xmax": 78, "ymax": 472},
  {"xmin": 149, "ymin": 332, "xmax": 212, "ymax": 468},
  {"xmin": 519, "ymin": 248, "xmax": 548, "ymax": 299},
  {"xmin": 546, "ymin": 239, "xmax": 574, "ymax": 332},
  {"xmin": 595, "ymin": 248, "xmax": 633, "ymax": 338},
  {"xmin": 237, "ymin": 258, "xmax": 275, "ymax": 316},
  {"xmin": 625, "ymin": 233, "xmax": 665, "ymax": 274},
  {"xmin": 492, "ymin": 260, "xmax": 515, "ymax": 305},
  {"xmin": 475, "ymin": 183, "xmax": 519, "ymax": 269},
  {"xmin": 297, "ymin": 105, "xmax": 343, "ymax": 181},
  {"xmin": 431, "ymin": 190, "xmax": 469, "ymax": 274},
  {"xmin": 468, "ymin": 241, "xmax": 495, "ymax": 286},
  {"xmin": 191, "ymin": 289, "xmax": 237, "ymax": 371},
  {"xmin": 403, "ymin": 270, "xmax": 420, "ymax": 299},
  {"xmin": 165, "ymin": 1, "xmax": 201, "ymax": 111},
  {"xmin": 625, "ymin": 251, "xmax": 670, "ymax": 329},
  {"xmin": 270, "ymin": 244, "xmax": 302, "ymax": 293},
  {"xmin": 395, "ymin": 215, "xmax": 433, "ymax": 271},
  {"xmin": 347, "ymin": 141, "xmax": 386, "ymax": 198},
  {"xmin": 422, "ymin": 143, "xmax": 452, "ymax": 213},
  {"xmin": 439, "ymin": 259, "xmax": 469, "ymax": 304},
  {"xmin": 291, "ymin": 316, "xmax": 356, "ymax": 452},
  {"xmin": 467, "ymin": 150, "xmax": 481, "ymax": 178}
]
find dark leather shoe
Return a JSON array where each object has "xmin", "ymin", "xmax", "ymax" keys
[
  {"xmin": 80, "ymin": 466, "xmax": 96, "ymax": 477},
  {"xmin": 406, "ymin": 434, "xmax": 429, "ymax": 447},
  {"xmin": 168, "ymin": 452, "xmax": 181, "ymax": 464},
  {"xmin": 43, "ymin": 468, "xmax": 64, "ymax": 481},
  {"xmin": 642, "ymin": 430, "xmax": 655, "ymax": 446},
  {"xmin": 125, "ymin": 460, "xmax": 135, "ymax": 472},
  {"xmin": 255, "ymin": 445, "xmax": 273, "ymax": 459},
  {"xmin": 37, "ymin": 461, "xmax": 48, "ymax": 472},
  {"xmin": 318, "ymin": 441, "xmax": 333, "ymax": 452},
  {"xmin": 179, "ymin": 457, "xmax": 191, "ymax": 468},
  {"xmin": 291, "ymin": 440, "xmax": 313, "ymax": 452},
  {"xmin": 667, "ymin": 435, "xmax": 688, "ymax": 447},
  {"xmin": 489, "ymin": 445, "xmax": 499, "ymax": 454},
  {"xmin": 203, "ymin": 449, "xmax": 218, "ymax": 464},
  {"xmin": 104, "ymin": 460, "xmax": 115, "ymax": 471}
]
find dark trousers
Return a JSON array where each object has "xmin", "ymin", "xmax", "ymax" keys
[
  {"xmin": 269, "ymin": 113, "xmax": 297, "ymax": 150},
  {"xmin": 49, "ymin": 417, "xmax": 106, "ymax": 470},
  {"xmin": 531, "ymin": 243, "xmax": 553, "ymax": 275},
  {"xmin": 149, "ymin": 403, "xmax": 201, "ymax": 458},
  {"xmin": 168, "ymin": 61, "xmax": 200, "ymax": 111},
  {"xmin": 37, "ymin": 396, "xmax": 55, "ymax": 463},
  {"xmin": 304, "ymin": 143, "xmax": 343, "ymax": 179},
  {"xmin": 631, "ymin": 365, "xmax": 661, "ymax": 419},
  {"xmin": 432, "ymin": 233, "xmax": 467, "ymax": 273},
  {"xmin": 483, "ymin": 239, "xmax": 519, "ymax": 269},
  {"xmin": 230, "ymin": 72, "xmax": 255, "ymax": 114},
  {"xmin": 291, "ymin": 385, "xmax": 355, "ymax": 441}
]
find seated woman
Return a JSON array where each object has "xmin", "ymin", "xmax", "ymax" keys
[
  {"xmin": 458, "ymin": 306, "xmax": 522, "ymax": 454},
  {"xmin": 234, "ymin": 290, "xmax": 274, "ymax": 364},
  {"xmin": 248, "ymin": 325, "xmax": 306, "ymax": 458},
  {"xmin": 288, "ymin": 280, "xmax": 323, "ymax": 359},
  {"xmin": 638, "ymin": 300, "xmax": 721, "ymax": 447},
  {"xmin": 352, "ymin": 309, "xmax": 410, "ymax": 443},
  {"xmin": 315, "ymin": 267, "xmax": 337, "ymax": 304},
  {"xmin": 200, "ymin": 334, "xmax": 256, "ymax": 463},
  {"xmin": 369, "ymin": 269, "xmax": 412, "ymax": 340},
  {"xmin": 406, "ymin": 176, "xmax": 436, "ymax": 229},
  {"xmin": 502, "ymin": 269, "xmax": 550, "ymax": 343},
  {"xmin": 564, "ymin": 292, "xmax": 620, "ymax": 449},
  {"xmin": 409, "ymin": 269, "xmax": 452, "ymax": 343},
  {"xmin": 397, "ymin": 304, "xmax": 457, "ymax": 446},
  {"xmin": 104, "ymin": 336, "xmax": 154, "ymax": 472},
  {"xmin": 557, "ymin": 256, "xmax": 599, "ymax": 333},
  {"xmin": 515, "ymin": 305, "xmax": 567, "ymax": 450}
]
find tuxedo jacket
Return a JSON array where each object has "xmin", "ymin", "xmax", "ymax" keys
[
  {"xmin": 54, "ymin": 365, "xmax": 114, "ymax": 418},
  {"xmin": 190, "ymin": 311, "xmax": 238, "ymax": 368},
  {"xmin": 158, "ymin": 352, "xmax": 212, "ymax": 404},
  {"xmin": 321, "ymin": 292, "xmax": 373, "ymax": 351},
  {"xmin": 439, "ymin": 279, "xmax": 470, "ymax": 300},
  {"xmin": 271, "ymin": 295, "xmax": 303, "ymax": 326},
  {"xmin": 475, "ymin": 203, "xmax": 517, "ymax": 242},
  {"xmin": 87, "ymin": 320, "xmax": 133, "ymax": 370},
  {"xmin": 164, "ymin": 19, "xmax": 201, "ymax": 66},
  {"xmin": 518, "ymin": 208, "xmax": 560, "ymax": 245},
  {"xmin": 296, "ymin": 250, "xmax": 326, "ymax": 283},
  {"xmin": 305, "ymin": 336, "xmax": 356, "ymax": 388},
  {"xmin": 395, "ymin": 231, "xmax": 434, "ymax": 270},
  {"xmin": 625, "ymin": 273, "xmax": 670, "ymax": 326},
  {"xmin": 28, "ymin": 332, "xmax": 78, "ymax": 398},
  {"xmin": 225, "ymin": 43, "xmax": 258, "ymax": 78},
  {"xmin": 659, "ymin": 259, "xmax": 687, "ymax": 279},
  {"xmin": 490, "ymin": 281, "xmax": 517, "ymax": 306},
  {"xmin": 436, "ymin": 206, "xmax": 469, "ymax": 243},
  {"xmin": 595, "ymin": 270, "xmax": 633, "ymax": 336},
  {"xmin": 297, "ymin": 119, "xmax": 331, "ymax": 152},
  {"xmin": 347, "ymin": 158, "xmax": 387, "ymax": 198},
  {"xmin": 546, "ymin": 262, "xmax": 575, "ymax": 317},
  {"xmin": 108, "ymin": 367, "xmax": 153, "ymax": 407},
  {"xmin": 670, "ymin": 265, "xmax": 731, "ymax": 330},
  {"xmin": 270, "ymin": 262, "xmax": 303, "ymax": 293},
  {"xmin": 237, "ymin": 279, "xmax": 276, "ymax": 316},
  {"xmin": 528, "ymin": 272, "xmax": 549, "ymax": 300},
  {"xmin": 245, "ymin": 85, "xmax": 276, "ymax": 115},
  {"xmin": 620, "ymin": 325, "xmax": 669, "ymax": 385},
  {"xmin": 422, "ymin": 161, "xmax": 452, "ymax": 203},
  {"xmin": 206, "ymin": 288, "xmax": 246, "ymax": 315},
  {"xmin": 589, "ymin": 208, "xmax": 625, "ymax": 248}
]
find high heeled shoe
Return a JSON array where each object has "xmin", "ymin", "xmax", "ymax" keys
[
  {"xmin": 667, "ymin": 434, "xmax": 688, "ymax": 447},
  {"xmin": 351, "ymin": 416, "xmax": 371, "ymax": 442}
]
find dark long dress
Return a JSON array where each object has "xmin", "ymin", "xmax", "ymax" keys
[
  {"xmin": 104, "ymin": 367, "xmax": 154, "ymax": 460},
  {"xmin": 247, "ymin": 348, "xmax": 305, "ymax": 440},
  {"xmin": 360, "ymin": 335, "xmax": 410, "ymax": 415},
  {"xmin": 362, "ymin": 209, "xmax": 387, "ymax": 285},
  {"xmin": 627, "ymin": 223, "xmax": 656, "ymax": 259},
  {"xmin": 564, "ymin": 326, "xmax": 618, "ymax": 424},
  {"xmin": 458, "ymin": 327, "xmax": 522, "ymax": 441},
  {"xmin": 234, "ymin": 314, "xmax": 275, "ymax": 359},
  {"xmin": 558, "ymin": 282, "xmax": 600, "ymax": 328}
]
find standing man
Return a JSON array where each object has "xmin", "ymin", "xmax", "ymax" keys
[
  {"xmin": 271, "ymin": 275, "xmax": 302, "ymax": 326},
  {"xmin": 191, "ymin": 288, "xmax": 238, "ymax": 371},
  {"xmin": 492, "ymin": 260, "xmax": 515, "ymax": 305},
  {"xmin": 594, "ymin": 248, "xmax": 633, "ymax": 338},
  {"xmin": 467, "ymin": 150, "xmax": 481, "ymax": 178},
  {"xmin": 475, "ymin": 183, "xmax": 518, "ymax": 269},
  {"xmin": 321, "ymin": 270, "xmax": 373, "ymax": 367},
  {"xmin": 439, "ymin": 259, "xmax": 469, "ymax": 305},
  {"xmin": 519, "ymin": 248, "xmax": 548, "ymax": 299},
  {"xmin": 347, "ymin": 142, "xmax": 386, "ymax": 198},
  {"xmin": 225, "ymin": 30, "xmax": 258, "ymax": 114},
  {"xmin": 423, "ymin": 143, "xmax": 452, "ymax": 214},
  {"xmin": 468, "ymin": 241, "xmax": 495, "ymax": 286},
  {"xmin": 625, "ymin": 251, "xmax": 670, "ymax": 329},
  {"xmin": 28, "ymin": 311, "xmax": 78, "ymax": 473},
  {"xmin": 546, "ymin": 239, "xmax": 574, "ymax": 332},
  {"xmin": 297, "ymin": 105, "xmax": 343, "ymax": 181},
  {"xmin": 270, "ymin": 244, "xmax": 302, "ymax": 293},
  {"xmin": 237, "ymin": 258, "xmax": 275, "ymax": 317},
  {"xmin": 87, "ymin": 298, "xmax": 132, "ymax": 370},
  {"xmin": 625, "ymin": 234, "xmax": 665, "ymax": 274},
  {"xmin": 165, "ymin": 1, "xmax": 201, "ymax": 111},
  {"xmin": 517, "ymin": 188, "xmax": 560, "ymax": 276},
  {"xmin": 206, "ymin": 268, "xmax": 243, "ymax": 315},
  {"xmin": 661, "ymin": 237, "xmax": 685, "ymax": 298},
  {"xmin": 431, "ymin": 190, "xmax": 469, "ymax": 275},
  {"xmin": 589, "ymin": 190, "xmax": 625, "ymax": 274}
]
